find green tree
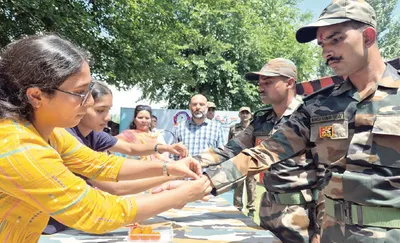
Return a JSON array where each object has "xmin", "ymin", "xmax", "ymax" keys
[
  {"xmin": 0, "ymin": 0, "xmax": 319, "ymax": 111},
  {"xmin": 0, "ymin": 0, "xmax": 175, "ymax": 90},
  {"xmin": 135, "ymin": 0, "xmax": 319, "ymax": 110},
  {"xmin": 369, "ymin": 0, "xmax": 400, "ymax": 59}
]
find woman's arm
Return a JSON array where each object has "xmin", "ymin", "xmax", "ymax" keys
[
  {"xmin": 156, "ymin": 133, "xmax": 170, "ymax": 158},
  {"xmin": 112, "ymin": 134, "xmax": 188, "ymax": 157},
  {"xmin": 88, "ymin": 176, "xmax": 179, "ymax": 196},
  {"xmin": 117, "ymin": 156, "xmax": 200, "ymax": 181},
  {"xmin": 133, "ymin": 176, "xmax": 212, "ymax": 221},
  {"xmin": 0, "ymin": 128, "xmax": 210, "ymax": 234},
  {"xmin": 57, "ymin": 129, "xmax": 200, "ymax": 181}
]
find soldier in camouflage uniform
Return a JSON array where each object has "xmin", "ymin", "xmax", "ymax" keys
[
  {"xmin": 196, "ymin": 58, "xmax": 323, "ymax": 243},
  {"xmin": 202, "ymin": 1, "xmax": 400, "ymax": 242},
  {"xmin": 228, "ymin": 107, "xmax": 257, "ymax": 218}
]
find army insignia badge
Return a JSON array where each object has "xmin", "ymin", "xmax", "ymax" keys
[
  {"xmin": 255, "ymin": 135, "xmax": 270, "ymax": 146},
  {"xmin": 319, "ymin": 126, "xmax": 334, "ymax": 138}
]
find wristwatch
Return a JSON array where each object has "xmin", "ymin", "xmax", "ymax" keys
[{"xmin": 154, "ymin": 143, "xmax": 162, "ymax": 153}]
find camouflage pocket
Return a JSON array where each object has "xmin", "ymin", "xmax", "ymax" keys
[
  {"xmin": 370, "ymin": 115, "xmax": 400, "ymax": 168},
  {"xmin": 372, "ymin": 116, "xmax": 400, "ymax": 136}
]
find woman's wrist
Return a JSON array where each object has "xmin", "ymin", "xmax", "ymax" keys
[
  {"xmin": 156, "ymin": 144, "xmax": 167, "ymax": 153},
  {"xmin": 162, "ymin": 161, "xmax": 170, "ymax": 176},
  {"xmin": 170, "ymin": 187, "xmax": 185, "ymax": 208}
]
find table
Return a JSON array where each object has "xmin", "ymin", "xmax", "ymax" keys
[{"xmin": 39, "ymin": 196, "xmax": 280, "ymax": 243}]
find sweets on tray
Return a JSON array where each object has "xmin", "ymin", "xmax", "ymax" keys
[
  {"xmin": 129, "ymin": 226, "xmax": 161, "ymax": 241},
  {"xmin": 127, "ymin": 224, "xmax": 174, "ymax": 242}
]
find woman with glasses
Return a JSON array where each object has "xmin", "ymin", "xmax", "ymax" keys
[
  {"xmin": 44, "ymin": 80, "xmax": 188, "ymax": 234},
  {"xmin": 117, "ymin": 105, "xmax": 173, "ymax": 161},
  {"xmin": 0, "ymin": 34, "xmax": 211, "ymax": 242}
]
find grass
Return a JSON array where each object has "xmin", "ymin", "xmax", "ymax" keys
[{"xmin": 241, "ymin": 182, "xmax": 266, "ymax": 225}]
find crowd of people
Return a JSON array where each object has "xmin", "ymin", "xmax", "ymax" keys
[{"xmin": 0, "ymin": 1, "xmax": 399, "ymax": 243}]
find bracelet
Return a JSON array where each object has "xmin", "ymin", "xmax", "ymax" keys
[
  {"xmin": 154, "ymin": 143, "xmax": 162, "ymax": 153},
  {"xmin": 162, "ymin": 161, "xmax": 170, "ymax": 176}
]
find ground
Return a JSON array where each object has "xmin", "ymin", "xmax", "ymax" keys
[{"xmin": 220, "ymin": 180, "xmax": 266, "ymax": 225}]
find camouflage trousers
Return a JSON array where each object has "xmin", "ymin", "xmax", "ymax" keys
[
  {"xmin": 259, "ymin": 192, "xmax": 318, "ymax": 243},
  {"xmin": 233, "ymin": 174, "xmax": 257, "ymax": 212},
  {"xmin": 321, "ymin": 214, "xmax": 400, "ymax": 243}
]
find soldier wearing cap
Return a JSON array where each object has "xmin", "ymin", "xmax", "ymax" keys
[
  {"xmin": 228, "ymin": 106, "xmax": 257, "ymax": 218},
  {"xmin": 228, "ymin": 107, "xmax": 252, "ymax": 140},
  {"xmin": 201, "ymin": 0, "xmax": 400, "ymax": 242},
  {"xmin": 195, "ymin": 58, "xmax": 323, "ymax": 243},
  {"xmin": 206, "ymin": 101, "xmax": 217, "ymax": 120}
]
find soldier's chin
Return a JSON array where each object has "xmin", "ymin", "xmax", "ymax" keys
[
  {"xmin": 260, "ymin": 97, "xmax": 270, "ymax": 104},
  {"xmin": 331, "ymin": 66, "xmax": 349, "ymax": 77}
]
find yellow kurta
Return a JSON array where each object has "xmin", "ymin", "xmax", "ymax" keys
[{"xmin": 0, "ymin": 120, "xmax": 137, "ymax": 242}]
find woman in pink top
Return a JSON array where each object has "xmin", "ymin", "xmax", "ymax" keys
[{"xmin": 117, "ymin": 105, "xmax": 173, "ymax": 161}]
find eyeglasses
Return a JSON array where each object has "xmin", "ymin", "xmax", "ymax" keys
[{"xmin": 53, "ymin": 82, "xmax": 95, "ymax": 106}]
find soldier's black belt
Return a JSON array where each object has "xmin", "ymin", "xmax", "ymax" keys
[
  {"xmin": 266, "ymin": 189, "xmax": 318, "ymax": 205},
  {"xmin": 325, "ymin": 196, "xmax": 400, "ymax": 228}
]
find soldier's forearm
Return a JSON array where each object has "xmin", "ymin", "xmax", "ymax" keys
[{"xmin": 204, "ymin": 153, "xmax": 262, "ymax": 195}]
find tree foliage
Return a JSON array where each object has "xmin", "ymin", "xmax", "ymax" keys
[
  {"xmin": 2, "ymin": 0, "xmax": 396, "ymax": 110},
  {"xmin": 134, "ymin": 0, "xmax": 319, "ymax": 109},
  {"xmin": 369, "ymin": 0, "xmax": 400, "ymax": 59}
]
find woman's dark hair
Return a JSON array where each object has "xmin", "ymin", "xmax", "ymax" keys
[
  {"xmin": 0, "ymin": 34, "xmax": 88, "ymax": 122},
  {"xmin": 92, "ymin": 80, "xmax": 112, "ymax": 102},
  {"xmin": 129, "ymin": 105, "xmax": 152, "ymax": 129}
]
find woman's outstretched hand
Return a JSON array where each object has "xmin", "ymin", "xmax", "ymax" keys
[
  {"xmin": 152, "ymin": 176, "xmax": 212, "ymax": 209},
  {"xmin": 167, "ymin": 157, "xmax": 201, "ymax": 179}
]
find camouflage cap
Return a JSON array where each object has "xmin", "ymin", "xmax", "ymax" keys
[
  {"xmin": 207, "ymin": 101, "xmax": 216, "ymax": 109},
  {"xmin": 296, "ymin": 0, "xmax": 376, "ymax": 43},
  {"xmin": 245, "ymin": 58, "xmax": 297, "ymax": 81},
  {"xmin": 239, "ymin": 107, "xmax": 251, "ymax": 113}
]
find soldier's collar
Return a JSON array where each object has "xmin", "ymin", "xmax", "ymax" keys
[
  {"xmin": 265, "ymin": 111, "xmax": 275, "ymax": 122},
  {"xmin": 282, "ymin": 95, "xmax": 303, "ymax": 117},
  {"xmin": 332, "ymin": 63, "xmax": 400, "ymax": 96},
  {"xmin": 235, "ymin": 123, "xmax": 247, "ymax": 130},
  {"xmin": 331, "ymin": 79, "xmax": 353, "ymax": 96},
  {"xmin": 266, "ymin": 95, "xmax": 303, "ymax": 121},
  {"xmin": 377, "ymin": 64, "xmax": 400, "ymax": 89}
]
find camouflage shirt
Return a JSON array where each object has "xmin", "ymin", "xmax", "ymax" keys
[
  {"xmin": 197, "ymin": 95, "xmax": 322, "ymax": 197},
  {"xmin": 228, "ymin": 123, "xmax": 247, "ymax": 140},
  {"xmin": 205, "ymin": 64, "xmax": 400, "ymax": 208}
]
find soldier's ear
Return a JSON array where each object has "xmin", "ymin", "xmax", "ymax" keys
[
  {"xmin": 363, "ymin": 27, "xmax": 376, "ymax": 48},
  {"xmin": 286, "ymin": 77, "xmax": 296, "ymax": 90}
]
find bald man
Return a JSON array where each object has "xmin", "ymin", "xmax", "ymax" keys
[{"xmin": 173, "ymin": 94, "xmax": 225, "ymax": 159}]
